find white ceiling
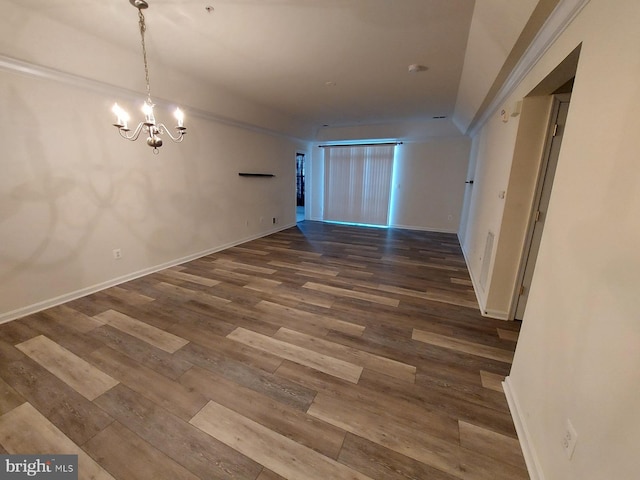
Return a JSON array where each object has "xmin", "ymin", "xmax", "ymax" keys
[{"xmin": 3, "ymin": 0, "xmax": 542, "ymax": 135}]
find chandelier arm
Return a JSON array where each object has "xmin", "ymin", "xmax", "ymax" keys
[
  {"xmin": 112, "ymin": 1, "xmax": 187, "ymax": 153},
  {"xmin": 118, "ymin": 122, "xmax": 146, "ymax": 141},
  {"xmin": 157, "ymin": 124, "xmax": 186, "ymax": 142}
]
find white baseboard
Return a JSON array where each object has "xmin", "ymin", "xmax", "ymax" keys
[
  {"xmin": 459, "ymin": 239, "xmax": 512, "ymax": 321},
  {"xmin": 388, "ymin": 223, "xmax": 458, "ymax": 234},
  {"xmin": 503, "ymin": 376, "xmax": 546, "ymax": 480},
  {"xmin": 459, "ymin": 240, "xmax": 488, "ymax": 313},
  {"xmin": 0, "ymin": 224, "xmax": 294, "ymax": 325},
  {"xmin": 303, "ymin": 219, "xmax": 458, "ymax": 235},
  {"xmin": 484, "ymin": 309, "xmax": 510, "ymax": 320}
]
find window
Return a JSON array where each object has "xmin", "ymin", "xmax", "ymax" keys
[{"xmin": 323, "ymin": 144, "xmax": 395, "ymax": 226}]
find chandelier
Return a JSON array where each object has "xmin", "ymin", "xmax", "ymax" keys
[{"xmin": 112, "ymin": 0, "xmax": 186, "ymax": 154}]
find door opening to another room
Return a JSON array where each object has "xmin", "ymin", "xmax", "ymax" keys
[{"xmin": 296, "ymin": 153, "xmax": 305, "ymax": 222}]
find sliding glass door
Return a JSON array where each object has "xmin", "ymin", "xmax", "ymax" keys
[{"xmin": 323, "ymin": 144, "xmax": 395, "ymax": 226}]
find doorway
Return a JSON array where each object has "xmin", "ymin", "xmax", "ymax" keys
[
  {"xmin": 514, "ymin": 94, "xmax": 571, "ymax": 320},
  {"xmin": 296, "ymin": 153, "xmax": 305, "ymax": 222}
]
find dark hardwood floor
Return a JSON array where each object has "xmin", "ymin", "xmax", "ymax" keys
[{"xmin": 0, "ymin": 221, "xmax": 527, "ymax": 480}]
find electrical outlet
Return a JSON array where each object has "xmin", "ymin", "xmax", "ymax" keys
[
  {"xmin": 112, "ymin": 248, "xmax": 122, "ymax": 260},
  {"xmin": 272, "ymin": 217, "xmax": 277, "ymax": 224},
  {"xmin": 562, "ymin": 419, "xmax": 578, "ymax": 459}
]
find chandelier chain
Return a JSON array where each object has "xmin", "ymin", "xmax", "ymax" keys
[
  {"xmin": 112, "ymin": 0, "xmax": 186, "ymax": 152},
  {"xmin": 138, "ymin": 8, "xmax": 152, "ymax": 102}
]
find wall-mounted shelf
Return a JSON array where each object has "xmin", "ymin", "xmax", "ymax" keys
[{"xmin": 238, "ymin": 173, "xmax": 275, "ymax": 177}]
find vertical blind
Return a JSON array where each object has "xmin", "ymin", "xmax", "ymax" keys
[{"xmin": 323, "ymin": 144, "xmax": 395, "ymax": 226}]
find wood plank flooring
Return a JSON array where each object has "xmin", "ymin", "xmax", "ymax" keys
[{"xmin": 0, "ymin": 221, "xmax": 527, "ymax": 480}]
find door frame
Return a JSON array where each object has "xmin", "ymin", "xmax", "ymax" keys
[
  {"xmin": 296, "ymin": 152, "xmax": 306, "ymax": 221},
  {"xmin": 512, "ymin": 93, "xmax": 571, "ymax": 320}
]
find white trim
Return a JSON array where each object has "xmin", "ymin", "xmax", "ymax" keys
[
  {"xmin": 0, "ymin": 223, "xmax": 295, "ymax": 325},
  {"xmin": 389, "ymin": 223, "xmax": 458, "ymax": 234},
  {"xmin": 484, "ymin": 309, "xmax": 510, "ymax": 321},
  {"xmin": 503, "ymin": 376, "xmax": 546, "ymax": 480},
  {"xmin": 309, "ymin": 220, "xmax": 458, "ymax": 234},
  {"xmin": 468, "ymin": 0, "xmax": 591, "ymax": 136},
  {"xmin": 459, "ymin": 239, "xmax": 487, "ymax": 315},
  {"xmin": 458, "ymin": 239, "xmax": 511, "ymax": 319},
  {"xmin": 0, "ymin": 54, "xmax": 301, "ymax": 143}
]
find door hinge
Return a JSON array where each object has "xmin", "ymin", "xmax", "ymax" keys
[
  {"xmin": 552, "ymin": 123, "xmax": 559, "ymax": 137},
  {"xmin": 535, "ymin": 210, "xmax": 541, "ymax": 222},
  {"xmin": 519, "ymin": 285, "xmax": 525, "ymax": 296}
]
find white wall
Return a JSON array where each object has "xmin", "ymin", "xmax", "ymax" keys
[
  {"xmin": 315, "ymin": 119, "xmax": 463, "ymax": 143},
  {"xmin": 462, "ymin": 0, "xmax": 640, "ymax": 478},
  {"xmin": 307, "ymin": 146, "xmax": 325, "ymax": 222},
  {"xmin": 462, "ymin": 96, "xmax": 553, "ymax": 318},
  {"xmin": 0, "ymin": 4, "xmax": 309, "ymax": 321},
  {"xmin": 0, "ymin": 0, "xmax": 308, "ymax": 139},
  {"xmin": 309, "ymin": 123, "xmax": 470, "ymax": 233},
  {"xmin": 390, "ymin": 139, "xmax": 470, "ymax": 233},
  {"xmin": 486, "ymin": 96, "xmax": 552, "ymax": 318},
  {"xmin": 453, "ymin": 0, "xmax": 539, "ymax": 132},
  {"xmin": 460, "ymin": 110, "xmax": 520, "ymax": 313}
]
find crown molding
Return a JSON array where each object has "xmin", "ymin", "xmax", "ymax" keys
[
  {"xmin": 468, "ymin": 0, "xmax": 591, "ymax": 136},
  {"xmin": 0, "ymin": 54, "xmax": 302, "ymax": 142}
]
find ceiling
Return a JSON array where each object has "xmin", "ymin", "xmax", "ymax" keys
[{"xmin": 3, "ymin": 0, "xmax": 543, "ymax": 135}]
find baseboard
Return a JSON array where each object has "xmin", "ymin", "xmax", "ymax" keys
[
  {"xmin": 484, "ymin": 309, "xmax": 510, "ymax": 320},
  {"xmin": 389, "ymin": 223, "xmax": 458, "ymax": 234},
  {"xmin": 503, "ymin": 376, "xmax": 546, "ymax": 480},
  {"xmin": 304, "ymin": 219, "xmax": 458, "ymax": 235},
  {"xmin": 0, "ymin": 224, "xmax": 294, "ymax": 325},
  {"xmin": 458, "ymin": 237, "xmax": 512, "ymax": 320},
  {"xmin": 459, "ymin": 240, "xmax": 488, "ymax": 313}
]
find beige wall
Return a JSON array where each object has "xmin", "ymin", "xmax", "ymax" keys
[
  {"xmin": 307, "ymin": 135, "xmax": 470, "ymax": 233},
  {"xmin": 460, "ymin": 107, "xmax": 520, "ymax": 308},
  {"xmin": 486, "ymin": 96, "xmax": 553, "ymax": 317},
  {"xmin": 462, "ymin": 0, "xmax": 640, "ymax": 478},
  {"xmin": 464, "ymin": 95, "xmax": 554, "ymax": 318},
  {"xmin": 390, "ymin": 139, "xmax": 470, "ymax": 232},
  {"xmin": 0, "ymin": 5, "xmax": 308, "ymax": 321},
  {"xmin": 454, "ymin": 0, "xmax": 539, "ymax": 131},
  {"xmin": 0, "ymin": 0, "xmax": 308, "ymax": 139}
]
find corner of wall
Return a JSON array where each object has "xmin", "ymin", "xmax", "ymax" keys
[
  {"xmin": 503, "ymin": 376, "xmax": 546, "ymax": 480},
  {"xmin": 459, "ymin": 237, "xmax": 488, "ymax": 314},
  {"xmin": 459, "ymin": 233, "xmax": 511, "ymax": 320}
]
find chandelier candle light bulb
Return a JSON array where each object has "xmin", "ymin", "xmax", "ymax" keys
[
  {"xmin": 111, "ymin": 103, "xmax": 129, "ymax": 130},
  {"xmin": 111, "ymin": 0, "xmax": 187, "ymax": 154},
  {"xmin": 142, "ymin": 101, "xmax": 155, "ymax": 124},
  {"xmin": 174, "ymin": 108, "xmax": 184, "ymax": 128}
]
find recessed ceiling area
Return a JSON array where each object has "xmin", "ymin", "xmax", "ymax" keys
[{"xmin": 2, "ymin": 0, "xmax": 546, "ymax": 137}]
